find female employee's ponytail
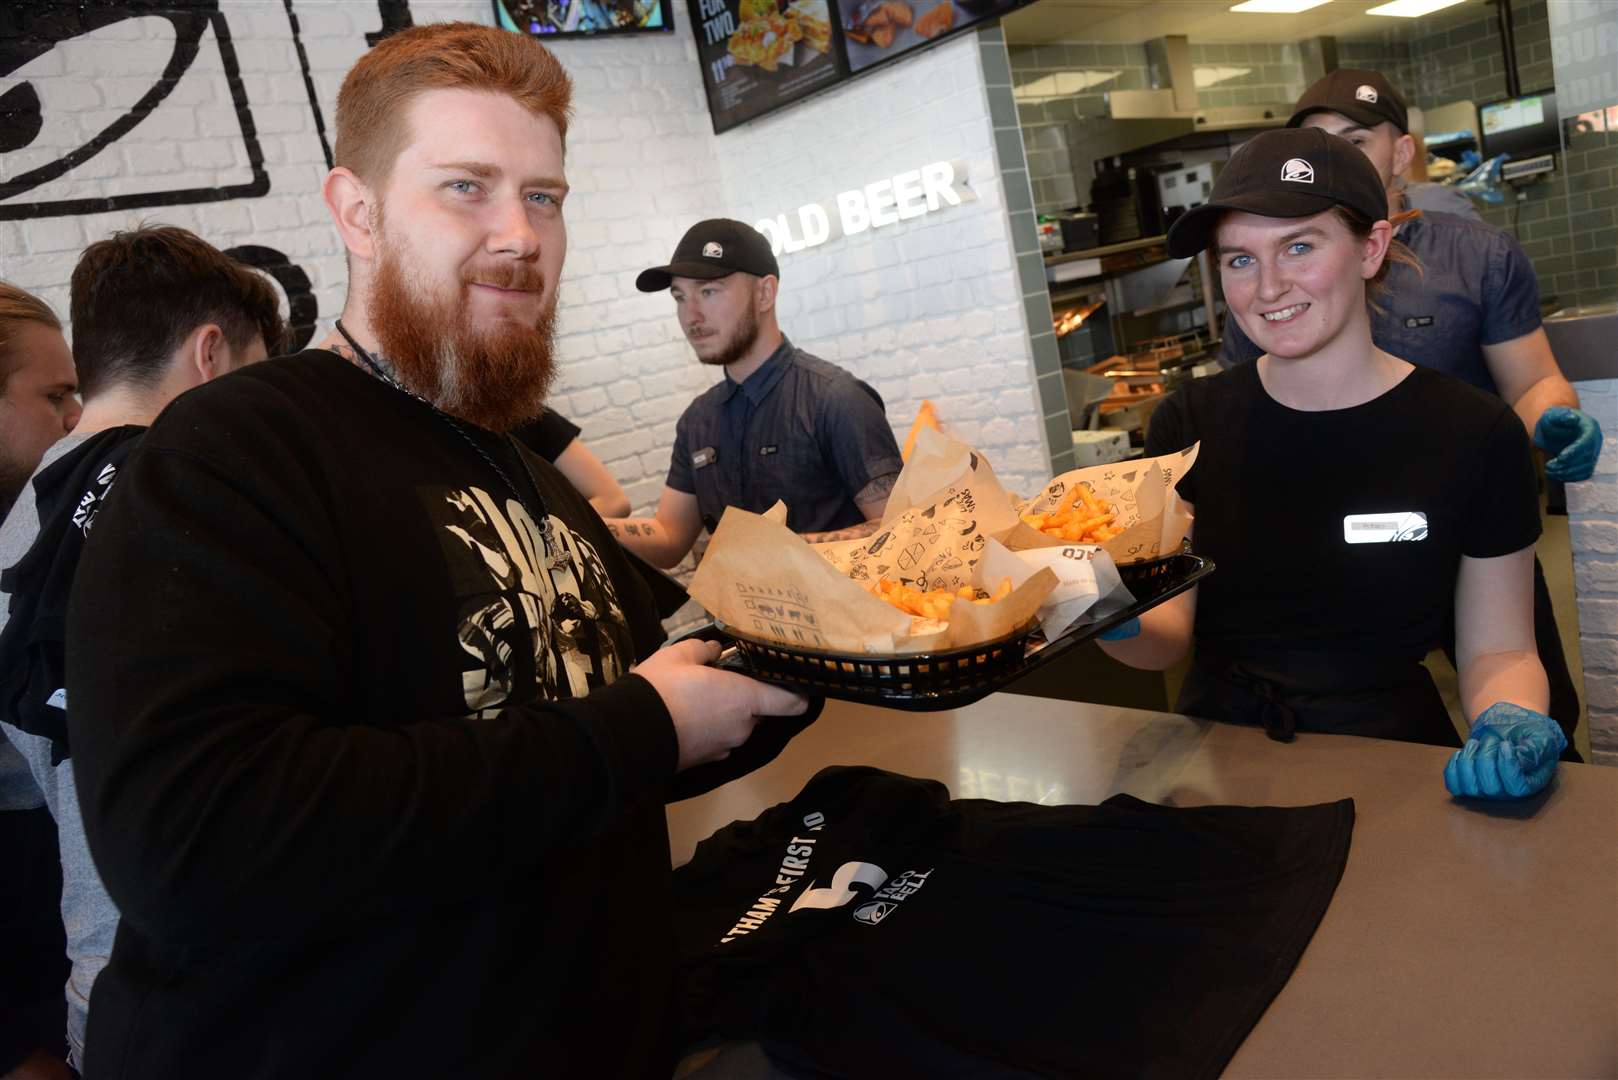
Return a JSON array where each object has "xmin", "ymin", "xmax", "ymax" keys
[{"xmin": 1330, "ymin": 206, "xmax": 1422, "ymax": 313}]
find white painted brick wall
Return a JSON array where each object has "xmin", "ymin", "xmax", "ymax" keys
[
  {"xmin": 1565, "ymin": 378, "xmax": 1618, "ymax": 765},
  {"xmin": 2, "ymin": 2, "xmax": 1040, "ymax": 536},
  {"xmin": 711, "ymin": 35, "xmax": 1047, "ymax": 499}
]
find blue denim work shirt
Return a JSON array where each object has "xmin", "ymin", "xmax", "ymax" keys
[
  {"xmin": 1220, "ymin": 209, "xmax": 1543, "ymax": 396},
  {"xmin": 667, "ymin": 339, "xmax": 904, "ymax": 534}
]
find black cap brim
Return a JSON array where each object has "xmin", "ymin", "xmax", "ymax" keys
[
  {"xmin": 1288, "ymin": 103, "xmax": 1402, "ymax": 132},
  {"xmin": 634, "ymin": 261, "xmax": 740, "ymax": 292},
  {"xmin": 1165, "ymin": 191, "xmax": 1347, "ymax": 257}
]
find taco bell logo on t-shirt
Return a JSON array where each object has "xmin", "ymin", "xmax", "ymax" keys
[
  {"xmin": 702, "ymin": 241, "xmax": 724, "ymax": 258},
  {"xmin": 1281, "ymin": 158, "xmax": 1315, "ymax": 184},
  {"xmin": 1355, "ymin": 84, "xmax": 1379, "ymax": 103}
]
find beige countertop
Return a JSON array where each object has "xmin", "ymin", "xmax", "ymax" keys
[{"xmin": 668, "ymin": 695, "xmax": 1618, "ymax": 1079}]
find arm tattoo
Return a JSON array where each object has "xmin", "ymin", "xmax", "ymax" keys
[
  {"xmin": 855, "ymin": 472, "xmax": 899, "ymax": 505},
  {"xmin": 800, "ymin": 518, "xmax": 882, "ymax": 544}
]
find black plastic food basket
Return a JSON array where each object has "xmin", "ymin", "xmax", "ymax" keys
[{"xmin": 692, "ymin": 552, "xmax": 1213, "ymax": 712}]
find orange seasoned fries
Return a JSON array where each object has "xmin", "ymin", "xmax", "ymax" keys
[
  {"xmin": 1021, "ymin": 483, "xmax": 1125, "ymax": 543},
  {"xmin": 873, "ymin": 576, "xmax": 1013, "ymax": 621}
]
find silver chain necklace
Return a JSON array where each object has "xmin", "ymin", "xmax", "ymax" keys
[{"xmin": 334, "ymin": 321, "xmax": 569, "ymax": 571}]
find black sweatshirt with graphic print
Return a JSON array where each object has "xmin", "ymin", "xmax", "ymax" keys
[{"xmin": 65, "ymin": 350, "xmax": 794, "ymax": 1079}]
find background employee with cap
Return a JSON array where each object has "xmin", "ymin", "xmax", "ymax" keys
[
  {"xmin": 1218, "ymin": 67, "xmax": 1601, "ymax": 761},
  {"xmin": 604, "ymin": 219, "xmax": 903, "ymax": 569},
  {"xmin": 1101, "ymin": 126, "xmax": 1566, "ymax": 801}
]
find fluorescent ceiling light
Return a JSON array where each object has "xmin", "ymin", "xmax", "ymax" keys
[
  {"xmin": 1194, "ymin": 66, "xmax": 1254, "ymax": 88},
  {"xmin": 1365, "ymin": 0, "xmax": 1466, "ymax": 16},
  {"xmin": 1229, "ymin": 0, "xmax": 1331, "ymax": 13}
]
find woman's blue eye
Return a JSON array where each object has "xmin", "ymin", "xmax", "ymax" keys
[
  {"xmin": 1227, "ymin": 254, "xmax": 1253, "ymax": 269},
  {"xmin": 1288, "ymin": 242, "xmax": 1312, "ymax": 255},
  {"xmin": 449, "ymin": 180, "xmax": 477, "ymax": 194}
]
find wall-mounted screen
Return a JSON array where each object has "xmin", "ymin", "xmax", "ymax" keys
[
  {"xmin": 692, "ymin": 0, "xmax": 844, "ymax": 133},
  {"xmin": 693, "ymin": 0, "xmax": 1037, "ymax": 134},
  {"xmin": 495, "ymin": 0, "xmax": 673, "ymax": 37},
  {"xmin": 841, "ymin": 0, "xmax": 1019, "ymax": 73},
  {"xmin": 1479, "ymin": 90, "xmax": 1561, "ymax": 160}
]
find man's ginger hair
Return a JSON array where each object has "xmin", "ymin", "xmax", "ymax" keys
[{"xmin": 334, "ymin": 21, "xmax": 573, "ymax": 190}]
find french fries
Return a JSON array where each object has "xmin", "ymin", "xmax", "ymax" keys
[
  {"xmin": 1021, "ymin": 483, "xmax": 1126, "ymax": 543},
  {"xmin": 873, "ymin": 576, "xmax": 1013, "ymax": 621}
]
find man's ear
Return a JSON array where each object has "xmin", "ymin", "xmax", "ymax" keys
[
  {"xmin": 1392, "ymin": 132, "xmax": 1417, "ymax": 180},
  {"xmin": 324, "ymin": 167, "xmax": 378, "ymax": 262},
  {"xmin": 754, "ymin": 274, "xmax": 779, "ymax": 312},
  {"xmin": 192, "ymin": 324, "xmax": 228, "ymax": 382}
]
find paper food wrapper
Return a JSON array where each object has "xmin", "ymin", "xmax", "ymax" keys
[
  {"xmin": 975, "ymin": 537, "xmax": 1126, "ymax": 641},
  {"xmin": 688, "ymin": 500, "xmax": 1057, "ymax": 656},
  {"xmin": 1008, "ymin": 444, "xmax": 1200, "ymax": 565}
]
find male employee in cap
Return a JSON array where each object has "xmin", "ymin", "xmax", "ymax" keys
[
  {"xmin": 606, "ymin": 219, "xmax": 904, "ymax": 568},
  {"xmin": 1217, "ymin": 68, "xmax": 1601, "ymax": 760}
]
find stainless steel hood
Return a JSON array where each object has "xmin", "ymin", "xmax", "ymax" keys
[{"xmin": 1102, "ymin": 90, "xmax": 1290, "ymax": 132}]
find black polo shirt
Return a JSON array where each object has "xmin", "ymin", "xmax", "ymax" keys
[
  {"xmin": 667, "ymin": 339, "xmax": 903, "ymax": 534},
  {"xmin": 1219, "ymin": 210, "xmax": 1543, "ymax": 395}
]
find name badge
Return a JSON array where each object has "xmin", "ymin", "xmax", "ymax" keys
[
  {"xmin": 692, "ymin": 447, "xmax": 716, "ymax": 469},
  {"xmin": 759, "ymin": 445, "xmax": 779, "ymax": 457},
  {"xmin": 1343, "ymin": 511, "xmax": 1428, "ymax": 544},
  {"xmin": 1404, "ymin": 315, "xmax": 1434, "ymax": 328}
]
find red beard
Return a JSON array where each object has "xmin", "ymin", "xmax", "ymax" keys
[{"xmin": 368, "ymin": 230, "xmax": 558, "ymax": 432}]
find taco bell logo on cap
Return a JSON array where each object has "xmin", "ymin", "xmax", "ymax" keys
[
  {"xmin": 1281, "ymin": 158, "xmax": 1315, "ymax": 183},
  {"xmin": 1355, "ymin": 84, "xmax": 1379, "ymax": 103},
  {"xmin": 702, "ymin": 241, "xmax": 724, "ymax": 258}
]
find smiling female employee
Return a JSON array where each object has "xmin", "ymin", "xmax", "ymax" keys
[{"xmin": 1098, "ymin": 128, "xmax": 1567, "ymax": 800}]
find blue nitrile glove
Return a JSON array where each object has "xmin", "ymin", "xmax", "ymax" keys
[
  {"xmin": 1098, "ymin": 617, "xmax": 1140, "ymax": 641},
  {"xmin": 1444, "ymin": 702, "xmax": 1568, "ymax": 800},
  {"xmin": 1533, "ymin": 406, "xmax": 1603, "ymax": 483}
]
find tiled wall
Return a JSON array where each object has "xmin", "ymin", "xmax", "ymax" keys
[
  {"xmin": 1008, "ymin": 1, "xmax": 1615, "ymax": 306},
  {"xmin": 1341, "ymin": 0, "xmax": 1616, "ymax": 308},
  {"xmin": 1007, "ymin": 41, "xmax": 1305, "ymax": 213}
]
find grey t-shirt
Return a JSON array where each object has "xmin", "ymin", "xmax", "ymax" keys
[{"xmin": 0, "ymin": 431, "xmax": 118, "ymax": 1071}]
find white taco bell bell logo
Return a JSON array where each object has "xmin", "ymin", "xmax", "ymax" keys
[
  {"xmin": 1281, "ymin": 158, "xmax": 1315, "ymax": 183},
  {"xmin": 702, "ymin": 241, "xmax": 724, "ymax": 258},
  {"xmin": 1355, "ymin": 84, "xmax": 1378, "ymax": 104}
]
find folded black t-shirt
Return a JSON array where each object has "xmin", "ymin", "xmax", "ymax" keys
[{"xmin": 674, "ymin": 766, "xmax": 1353, "ymax": 1079}]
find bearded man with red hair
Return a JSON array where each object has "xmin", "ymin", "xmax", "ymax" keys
[{"xmin": 65, "ymin": 22, "xmax": 811, "ymax": 1079}]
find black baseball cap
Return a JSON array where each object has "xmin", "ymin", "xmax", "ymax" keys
[
  {"xmin": 635, "ymin": 218, "xmax": 780, "ymax": 292},
  {"xmin": 1288, "ymin": 68, "xmax": 1408, "ymax": 134},
  {"xmin": 1164, "ymin": 127, "xmax": 1389, "ymax": 258}
]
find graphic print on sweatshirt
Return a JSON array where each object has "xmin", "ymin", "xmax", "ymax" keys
[{"xmin": 426, "ymin": 484, "xmax": 631, "ymax": 710}]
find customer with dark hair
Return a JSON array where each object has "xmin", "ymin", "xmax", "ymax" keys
[
  {"xmin": 0, "ymin": 224, "xmax": 284, "ymax": 1076},
  {"xmin": 1100, "ymin": 127, "xmax": 1566, "ymax": 802},
  {"xmin": 1220, "ymin": 70, "xmax": 1600, "ymax": 759}
]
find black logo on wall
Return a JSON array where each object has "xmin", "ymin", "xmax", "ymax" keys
[
  {"xmin": 0, "ymin": 0, "xmax": 411, "ymax": 220},
  {"xmin": 224, "ymin": 244, "xmax": 318, "ymax": 352}
]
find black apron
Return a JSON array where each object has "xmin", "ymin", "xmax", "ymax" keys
[{"xmin": 1178, "ymin": 645, "xmax": 1461, "ymax": 748}]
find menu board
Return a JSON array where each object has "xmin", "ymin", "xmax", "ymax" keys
[
  {"xmin": 842, "ymin": 0, "xmax": 1022, "ymax": 72},
  {"xmin": 693, "ymin": 0, "xmax": 1038, "ymax": 133},
  {"xmin": 692, "ymin": 0, "xmax": 845, "ymax": 133}
]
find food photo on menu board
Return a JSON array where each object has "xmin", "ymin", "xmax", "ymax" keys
[
  {"xmin": 842, "ymin": 0, "xmax": 1015, "ymax": 70},
  {"xmin": 495, "ymin": 0, "xmax": 672, "ymax": 35},
  {"xmin": 692, "ymin": 0, "xmax": 843, "ymax": 132}
]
